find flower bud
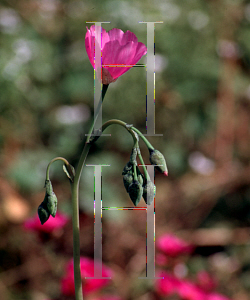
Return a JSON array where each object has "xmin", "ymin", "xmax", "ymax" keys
[
  {"xmin": 44, "ymin": 180, "xmax": 58, "ymax": 217},
  {"xmin": 128, "ymin": 180, "xmax": 143, "ymax": 206},
  {"xmin": 136, "ymin": 166, "xmax": 144, "ymax": 185},
  {"xmin": 45, "ymin": 179, "xmax": 53, "ymax": 194},
  {"xmin": 138, "ymin": 173, "xmax": 144, "ymax": 186},
  {"xmin": 122, "ymin": 162, "xmax": 133, "ymax": 175},
  {"xmin": 38, "ymin": 201, "xmax": 50, "ymax": 225},
  {"xmin": 63, "ymin": 163, "xmax": 75, "ymax": 182},
  {"xmin": 47, "ymin": 193, "xmax": 58, "ymax": 218},
  {"xmin": 123, "ymin": 173, "xmax": 134, "ymax": 192},
  {"xmin": 149, "ymin": 149, "xmax": 168, "ymax": 175},
  {"xmin": 143, "ymin": 180, "xmax": 155, "ymax": 205},
  {"xmin": 129, "ymin": 147, "xmax": 137, "ymax": 164}
]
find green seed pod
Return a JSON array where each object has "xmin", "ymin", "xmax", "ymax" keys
[
  {"xmin": 38, "ymin": 201, "xmax": 50, "ymax": 225},
  {"xmin": 128, "ymin": 180, "xmax": 143, "ymax": 206},
  {"xmin": 123, "ymin": 173, "xmax": 134, "ymax": 192},
  {"xmin": 142, "ymin": 180, "xmax": 155, "ymax": 205},
  {"xmin": 149, "ymin": 149, "xmax": 168, "ymax": 175}
]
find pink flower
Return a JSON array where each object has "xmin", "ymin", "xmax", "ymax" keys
[
  {"xmin": 178, "ymin": 279, "xmax": 207, "ymax": 300},
  {"xmin": 156, "ymin": 233, "xmax": 194, "ymax": 257},
  {"xmin": 61, "ymin": 257, "xmax": 112, "ymax": 296},
  {"xmin": 206, "ymin": 293, "xmax": 231, "ymax": 300},
  {"xmin": 196, "ymin": 271, "xmax": 217, "ymax": 291},
  {"xmin": 155, "ymin": 271, "xmax": 180, "ymax": 297},
  {"xmin": 85, "ymin": 25, "xmax": 147, "ymax": 84},
  {"xmin": 155, "ymin": 253, "xmax": 169, "ymax": 266},
  {"xmin": 24, "ymin": 212, "xmax": 69, "ymax": 233},
  {"xmin": 156, "ymin": 274, "xmax": 206, "ymax": 300}
]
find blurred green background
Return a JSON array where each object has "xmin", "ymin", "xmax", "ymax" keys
[{"xmin": 1, "ymin": 0, "xmax": 250, "ymax": 299}]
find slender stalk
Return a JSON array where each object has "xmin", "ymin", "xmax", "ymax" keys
[
  {"xmin": 131, "ymin": 127, "xmax": 154, "ymax": 151},
  {"xmin": 101, "ymin": 119, "xmax": 138, "ymax": 143},
  {"xmin": 71, "ymin": 84, "xmax": 109, "ymax": 300},
  {"xmin": 46, "ymin": 157, "xmax": 71, "ymax": 181},
  {"xmin": 71, "ymin": 144, "xmax": 91, "ymax": 300},
  {"xmin": 87, "ymin": 84, "xmax": 109, "ymax": 141},
  {"xmin": 137, "ymin": 148, "xmax": 149, "ymax": 181}
]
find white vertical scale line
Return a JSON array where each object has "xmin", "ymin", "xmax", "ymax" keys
[
  {"xmin": 138, "ymin": 165, "xmax": 163, "ymax": 279},
  {"xmin": 139, "ymin": 21, "xmax": 163, "ymax": 137},
  {"xmin": 85, "ymin": 164, "xmax": 111, "ymax": 279}
]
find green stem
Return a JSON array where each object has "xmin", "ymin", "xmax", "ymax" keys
[
  {"xmin": 87, "ymin": 84, "xmax": 109, "ymax": 141},
  {"xmin": 137, "ymin": 148, "xmax": 149, "ymax": 181},
  {"xmin": 71, "ymin": 84, "xmax": 109, "ymax": 300},
  {"xmin": 46, "ymin": 157, "xmax": 71, "ymax": 181},
  {"xmin": 101, "ymin": 119, "xmax": 138, "ymax": 144},
  {"xmin": 131, "ymin": 126, "xmax": 154, "ymax": 151},
  {"xmin": 71, "ymin": 144, "xmax": 91, "ymax": 300}
]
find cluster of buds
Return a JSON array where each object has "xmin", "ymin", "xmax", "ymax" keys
[
  {"xmin": 38, "ymin": 179, "xmax": 58, "ymax": 224},
  {"xmin": 122, "ymin": 148, "xmax": 144, "ymax": 206},
  {"xmin": 122, "ymin": 145, "xmax": 167, "ymax": 206}
]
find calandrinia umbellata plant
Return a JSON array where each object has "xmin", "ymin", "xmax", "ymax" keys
[{"xmin": 37, "ymin": 25, "xmax": 168, "ymax": 300}]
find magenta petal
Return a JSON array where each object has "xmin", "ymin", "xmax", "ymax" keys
[
  {"xmin": 111, "ymin": 43, "xmax": 137, "ymax": 78},
  {"xmin": 131, "ymin": 42, "xmax": 147, "ymax": 64},
  {"xmin": 102, "ymin": 40, "xmax": 121, "ymax": 66},
  {"xmin": 107, "ymin": 28, "xmax": 125, "ymax": 43},
  {"xmin": 115, "ymin": 42, "xmax": 137, "ymax": 65},
  {"xmin": 121, "ymin": 30, "xmax": 138, "ymax": 45},
  {"xmin": 85, "ymin": 25, "xmax": 108, "ymax": 68},
  {"xmin": 85, "ymin": 28, "xmax": 94, "ymax": 67},
  {"xmin": 102, "ymin": 41, "xmax": 136, "ymax": 79}
]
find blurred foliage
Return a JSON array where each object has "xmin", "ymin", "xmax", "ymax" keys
[{"xmin": 0, "ymin": 0, "xmax": 250, "ymax": 299}]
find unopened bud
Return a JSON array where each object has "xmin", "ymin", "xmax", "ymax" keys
[
  {"xmin": 149, "ymin": 149, "xmax": 168, "ymax": 175},
  {"xmin": 136, "ymin": 166, "xmax": 144, "ymax": 185},
  {"xmin": 129, "ymin": 148, "xmax": 137, "ymax": 164},
  {"xmin": 44, "ymin": 180, "xmax": 58, "ymax": 217},
  {"xmin": 122, "ymin": 162, "xmax": 133, "ymax": 175},
  {"xmin": 47, "ymin": 193, "xmax": 57, "ymax": 218},
  {"xmin": 143, "ymin": 180, "xmax": 155, "ymax": 205},
  {"xmin": 38, "ymin": 202, "xmax": 50, "ymax": 225},
  {"xmin": 123, "ymin": 173, "xmax": 133, "ymax": 192},
  {"xmin": 128, "ymin": 180, "xmax": 143, "ymax": 206}
]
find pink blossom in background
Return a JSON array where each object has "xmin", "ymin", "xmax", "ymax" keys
[
  {"xmin": 207, "ymin": 293, "xmax": 231, "ymax": 300},
  {"xmin": 155, "ymin": 271, "xmax": 180, "ymax": 297},
  {"xmin": 61, "ymin": 257, "xmax": 112, "ymax": 296},
  {"xmin": 24, "ymin": 212, "xmax": 69, "ymax": 233},
  {"xmin": 92, "ymin": 296, "xmax": 123, "ymax": 300},
  {"xmin": 196, "ymin": 270, "xmax": 218, "ymax": 291},
  {"xmin": 156, "ymin": 233, "xmax": 194, "ymax": 257},
  {"xmin": 155, "ymin": 252, "xmax": 169, "ymax": 266},
  {"xmin": 178, "ymin": 279, "xmax": 207, "ymax": 300},
  {"xmin": 85, "ymin": 25, "xmax": 147, "ymax": 84},
  {"xmin": 155, "ymin": 271, "xmax": 231, "ymax": 300}
]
